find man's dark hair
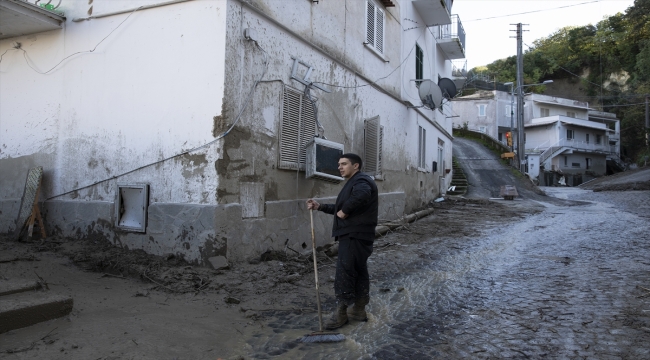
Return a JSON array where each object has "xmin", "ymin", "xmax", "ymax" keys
[{"xmin": 340, "ymin": 153, "xmax": 363, "ymax": 169}]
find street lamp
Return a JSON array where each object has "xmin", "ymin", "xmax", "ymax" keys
[{"xmin": 503, "ymin": 80, "xmax": 553, "ymax": 173}]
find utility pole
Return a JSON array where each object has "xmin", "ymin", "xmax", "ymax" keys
[
  {"xmin": 511, "ymin": 23, "xmax": 527, "ymax": 173},
  {"xmin": 646, "ymin": 94, "xmax": 649, "ymax": 146}
]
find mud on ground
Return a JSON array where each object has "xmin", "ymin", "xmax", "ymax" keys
[
  {"xmin": 0, "ymin": 197, "xmax": 541, "ymax": 359},
  {"xmin": 580, "ymin": 167, "xmax": 650, "ymax": 192}
]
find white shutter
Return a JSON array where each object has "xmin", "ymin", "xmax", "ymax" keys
[
  {"xmin": 366, "ymin": 1, "xmax": 375, "ymax": 47},
  {"xmin": 422, "ymin": 128, "xmax": 426, "ymax": 168},
  {"xmin": 378, "ymin": 125, "xmax": 384, "ymax": 175},
  {"xmin": 364, "ymin": 116, "xmax": 382, "ymax": 176},
  {"xmin": 279, "ymin": 86, "xmax": 318, "ymax": 170},
  {"xmin": 375, "ymin": 7, "xmax": 384, "ymax": 53}
]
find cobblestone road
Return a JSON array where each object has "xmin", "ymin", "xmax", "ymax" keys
[{"xmin": 248, "ymin": 190, "xmax": 650, "ymax": 359}]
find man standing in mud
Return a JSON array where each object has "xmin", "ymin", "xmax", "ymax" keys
[{"xmin": 307, "ymin": 153, "xmax": 378, "ymax": 330}]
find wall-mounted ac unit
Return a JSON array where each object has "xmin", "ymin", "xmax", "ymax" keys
[{"xmin": 305, "ymin": 137, "xmax": 344, "ymax": 183}]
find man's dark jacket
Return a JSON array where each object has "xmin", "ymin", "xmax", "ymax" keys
[{"xmin": 318, "ymin": 171, "xmax": 378, "ymax": 238}]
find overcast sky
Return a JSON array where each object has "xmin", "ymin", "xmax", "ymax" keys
[{"xmin": 452, "ymin": 0, "xmax": 636, "ymax": 70}]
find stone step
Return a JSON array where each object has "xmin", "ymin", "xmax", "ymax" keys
[
  {"xmin": 0, "ymin": 289, "xmax": 73, "ymax": 334},
  {"xmin": 0, "ymin": 280, "xmax": 41, "ymax": 297}
]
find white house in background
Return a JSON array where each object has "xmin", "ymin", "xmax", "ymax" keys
[
  {"xmin": 452, "ymin": 91, "xmax": 621, "ymax": 185},
  {"xmin": 0, "ymin": 0, "xmax": 465, "ymax": 265},
  {"xmin": 450, "ymin": 90, "xmax": 516, "ymax": 144}
]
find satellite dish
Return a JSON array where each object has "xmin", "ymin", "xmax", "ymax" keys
[
  {"xmin": 418, "ymin": 80, "xmax": 443, "ymax": 110},
  {"xmin": 438, "ymin": 78, "xmax": 457, "ymax": 99}
]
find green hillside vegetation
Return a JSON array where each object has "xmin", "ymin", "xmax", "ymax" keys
[{"xmin": 468, "ymin": 0, "xmax": 650, "ymax": 163}]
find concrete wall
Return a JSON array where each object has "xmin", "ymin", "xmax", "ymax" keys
[
  {"xmin": 550, "ymin": 152, "xmax": 607, "ymax": 176},
  {"xmin": 452, "ymin": 91, "xmax": 514, "ymax": 144},
  {"xmin": 0, "ymin": 0, "xmax": 227, "ymax": 206},
  {"xmin": 525, "ymin": 125, "xmax": 558, "ymax": 151},
  {"xmin": 1, "ymin": 0, "xmax": 457, "ymax": 265},
  {"xmin": 217, "ymin": 0, "xmax": 454, "ymax": 212}
]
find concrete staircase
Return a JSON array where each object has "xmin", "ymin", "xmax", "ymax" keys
[
  {"xmin": 0, "ymin": 279, "xmax": 73, "ymax": 334},
  {"xmin": 447, "ymin": 158, "xmax": 468, "ymax": 196}
]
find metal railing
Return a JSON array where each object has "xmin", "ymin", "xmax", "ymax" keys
[
  {"xmin": 436, "ymin": 15, "xmax": 465, "ymax": 52},
  {"xmin": 539, "ymin": 138, "xmax": 617, "ymax": 166},
  {"xmin": 452, "ymin": 60, "xmax": 467, "ymax": 78}
]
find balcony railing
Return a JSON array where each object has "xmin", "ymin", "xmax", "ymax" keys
[
  {"xmin": 435, "ymin": 15, "xmax": 465, "ymax": 59},
  {"xmin": 452, "ymin": 59, "xmax": 467, "ymax": 77},
  {"xmin": 539, "ymin": 138, "xmax": 616, "ymax": 165}
]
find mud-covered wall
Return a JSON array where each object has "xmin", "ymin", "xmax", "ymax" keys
[
  {"xmin": 219, "ymin": 0, "xmax": 455, "ymax": 215},
  {"xmin": 1, "ymin": 0, "xmax": 457, "ymax": 266},
  {"xmin": 0, "ymin": 0, "xmax": 227, "ymax": 208}
]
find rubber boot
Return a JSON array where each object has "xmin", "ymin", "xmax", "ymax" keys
[
  {"xmin": 324, "ymin": 303, "xmax": 348, "ymax": 330},
  {"xmin": 348, "ymin": 297, "xmax": 369, "ymax": 321}
]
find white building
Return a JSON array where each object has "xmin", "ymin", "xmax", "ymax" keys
[
  {"xmin": 452, "ymin": 91, "xmax": 621, "ymax": 185},
  {"xmin": 0, "ymin": 0, "xmax": 465, "ymax": 265}
]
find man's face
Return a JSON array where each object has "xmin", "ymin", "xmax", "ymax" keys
[{"xmin": 338, "ymin": 158, "xmax": 359, "ymax": 178}]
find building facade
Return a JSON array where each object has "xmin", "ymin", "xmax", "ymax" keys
[
  {"xmin": 0, "ymin": 0, "xmax": 465, "ymax": 265},
  {"xmin": 451, "ymin": 91, "xmax": 621, "ymax": 185}
]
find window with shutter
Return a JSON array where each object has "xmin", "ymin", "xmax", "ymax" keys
[
  {"xmin": 366, "ymin": 1, "xmax": 385, "ymax": 54},
  {"xmin": 278, "ymin": 86, "xmax": 318, "ymax": 171},
  {"xmin": 415, "ymin": 44, "xmax": 423, "ymax": 86},
  {"xmin": 364, "ymin": 116, "xmax": 383, "ymax": 177},
  {"xmin": 418, "ymin": 126, "xmax": 426, "ymax": 169}
]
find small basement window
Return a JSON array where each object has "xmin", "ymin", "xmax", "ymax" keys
[{"xmin": 115, "ymin": 184, "xmax": 149, "ymax": 232}]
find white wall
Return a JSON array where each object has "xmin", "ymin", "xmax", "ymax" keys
[{"xmin": 0, "ymin": 0, "xmax": 227, "ymax": 204}]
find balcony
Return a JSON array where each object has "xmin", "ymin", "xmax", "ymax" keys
[
  {"xmin": 413, "ymin": 0, "xmax": 452, "ymax": 26},
  {"xmin": 0, "ymin": 0, "xmax": 65, "ymax": 40},
  {"xmin": 435, "ymin": 14, "xmax": 465, "ymax": 59}
]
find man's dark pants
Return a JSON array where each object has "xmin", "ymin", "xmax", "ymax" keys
[{"xmin": 335, "ymin": 235, "xmax": 374, "ymax": 304}]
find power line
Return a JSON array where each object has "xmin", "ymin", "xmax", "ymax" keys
[
  {"xmin": 464, "ymin": 1, "xmax": 600, "ymax": 22},
  {"xmin": 1, "ymin": 6, "xmax": 142, "ymax": 74}
]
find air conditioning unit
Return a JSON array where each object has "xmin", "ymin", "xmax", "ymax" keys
[{"xmin": 305, "ymin": 137, "xmax": 345, "ymax": 183}]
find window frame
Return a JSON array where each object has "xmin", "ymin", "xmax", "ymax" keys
[
  {"xmin": 415, "ymin": 43, "xmax": 423, "ymax": 86},
  {"xmin": 540, "ymin": 108, "xmax": 549, "ymax": 117},
  {"xmin": 566, "ymin": 129, "xmax": 574, "ymax": 140},
  {"xmin": 365, "ymin": 1, "xmax": 385, "ymax": 54},
  {"xmin": 478, "ymin": 104, "xmax": 487, "ymax": 117}
]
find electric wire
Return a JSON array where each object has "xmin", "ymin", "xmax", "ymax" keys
[
  {"xmin": 0, "ymin": 6, "xmax": 143, "ymax": 74},
  {"xmin": 45, "ymin": 41, "xmax": 269, "ymax": 201},
  {"xmin": 463, "ymin": 1, "xmax": 600, "ymax": 22}
]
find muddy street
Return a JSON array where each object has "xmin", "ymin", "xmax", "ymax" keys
[
  {"xmin": 1, "ymin": 188, "xmax": 650, "ymax": 359},
  {"xmin": 243, "ymin": 190, "xmax": 650, "ymax": 359}
]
